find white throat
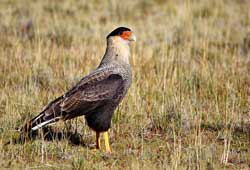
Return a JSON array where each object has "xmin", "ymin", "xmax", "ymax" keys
[{"xmin": 101, "ymin": 36, "xmax": 131, "ymax": 65}]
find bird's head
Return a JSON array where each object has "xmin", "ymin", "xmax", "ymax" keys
[
  {"xmin": 101, "ymin": 27, "xmax": 135, "ymax": 65},
  {"xmin": 106, "ymin": 27, "xmax": 136, "ymax": 44}
]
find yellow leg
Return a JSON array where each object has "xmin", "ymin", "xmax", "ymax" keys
[
  {"xmin": 103, "ymin": 131, "xmax": 111, "ymax": 153},
  {"xmin": 96, "ymin": 132, "xmax": 101, "ymax": 149}
]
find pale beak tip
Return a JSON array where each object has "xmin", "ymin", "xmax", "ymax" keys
[{"xmin": 130, "ymin": 34, "xmax": 136, "ymax": 42}]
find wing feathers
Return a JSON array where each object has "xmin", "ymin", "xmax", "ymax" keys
[
  {"xmin": 25, "ymin": 69, "xmax": 124, "ymax": 131},
  {"xmin": 61, "ymin": 73, "xmax": 123, "ymax": 113}
]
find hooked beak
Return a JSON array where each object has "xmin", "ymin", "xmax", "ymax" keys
[{"xmin": 129, "ymin": 32, "xmax": 136, "ymax": 42}]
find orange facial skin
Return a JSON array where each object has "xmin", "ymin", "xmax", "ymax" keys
[{"xmin": 120, "ymin": 31, "xmax": 132, "ymax": 40}]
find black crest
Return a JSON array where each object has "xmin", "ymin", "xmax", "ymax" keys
[{"xmin": 106, "ymin": 27, "xmax": 131, "ymax": 39}]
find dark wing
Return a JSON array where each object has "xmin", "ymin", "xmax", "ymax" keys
[
  {"xmin": 21, "ymin": 68, "xmax": 125, "ymax": 133},
  {"xmin": 60, "ymin": 70, "xmax": 124, "ymax": 115}
]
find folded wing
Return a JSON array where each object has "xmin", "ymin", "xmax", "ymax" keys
[
  {"xmin": 28, "ymin": 69, "xmax": 124, "ymax": 131},
  {"xmin": 60, "ymin": 72, "xmax": 124, "ymax": 115}
]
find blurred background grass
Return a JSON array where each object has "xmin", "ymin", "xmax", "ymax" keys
[{"xmin": 0, "ymin": 0, "xmax": 250, "ymax": 169}]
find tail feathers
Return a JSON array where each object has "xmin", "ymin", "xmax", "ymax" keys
[
  {"xmin": 20, "ymin": 111, "xmax": 62, "ymax": 141},
  {"xmin": 29, "ymin": 111, "xmax": 62, "ymax": 131},
  {"xmin": 31, "ymin": 115, "xmax": 61, "ymax": 131},
  {"xmin": 19, "ymin": 96, "xmax": 65, "ymax": 142}
]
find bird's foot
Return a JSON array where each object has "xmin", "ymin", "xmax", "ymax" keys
[
  {"xmin": 95, "ymin": 131, "xmax": 112, "ymax": 153},
  {"xmin": 103, "ymin": 131, "xmax": 111, "ymax": 153}
]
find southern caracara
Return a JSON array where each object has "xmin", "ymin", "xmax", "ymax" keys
[{"xmin": 21, "ymin": 27, "xmax": 136, "ymax": 152}]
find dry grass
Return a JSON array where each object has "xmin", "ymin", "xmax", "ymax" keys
[{"xmin": 0, "ymin": 0, "xmax": 250, "ymax": 169}]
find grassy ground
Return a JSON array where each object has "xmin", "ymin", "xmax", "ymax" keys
[{"xmin": 0, "ymin": 0, "xmax": 250, "ymax": 169}]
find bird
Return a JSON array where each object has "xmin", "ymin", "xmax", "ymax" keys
[{"xmin": 21, "ymin": 27, "xmax": 136, "ymax": 153}]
